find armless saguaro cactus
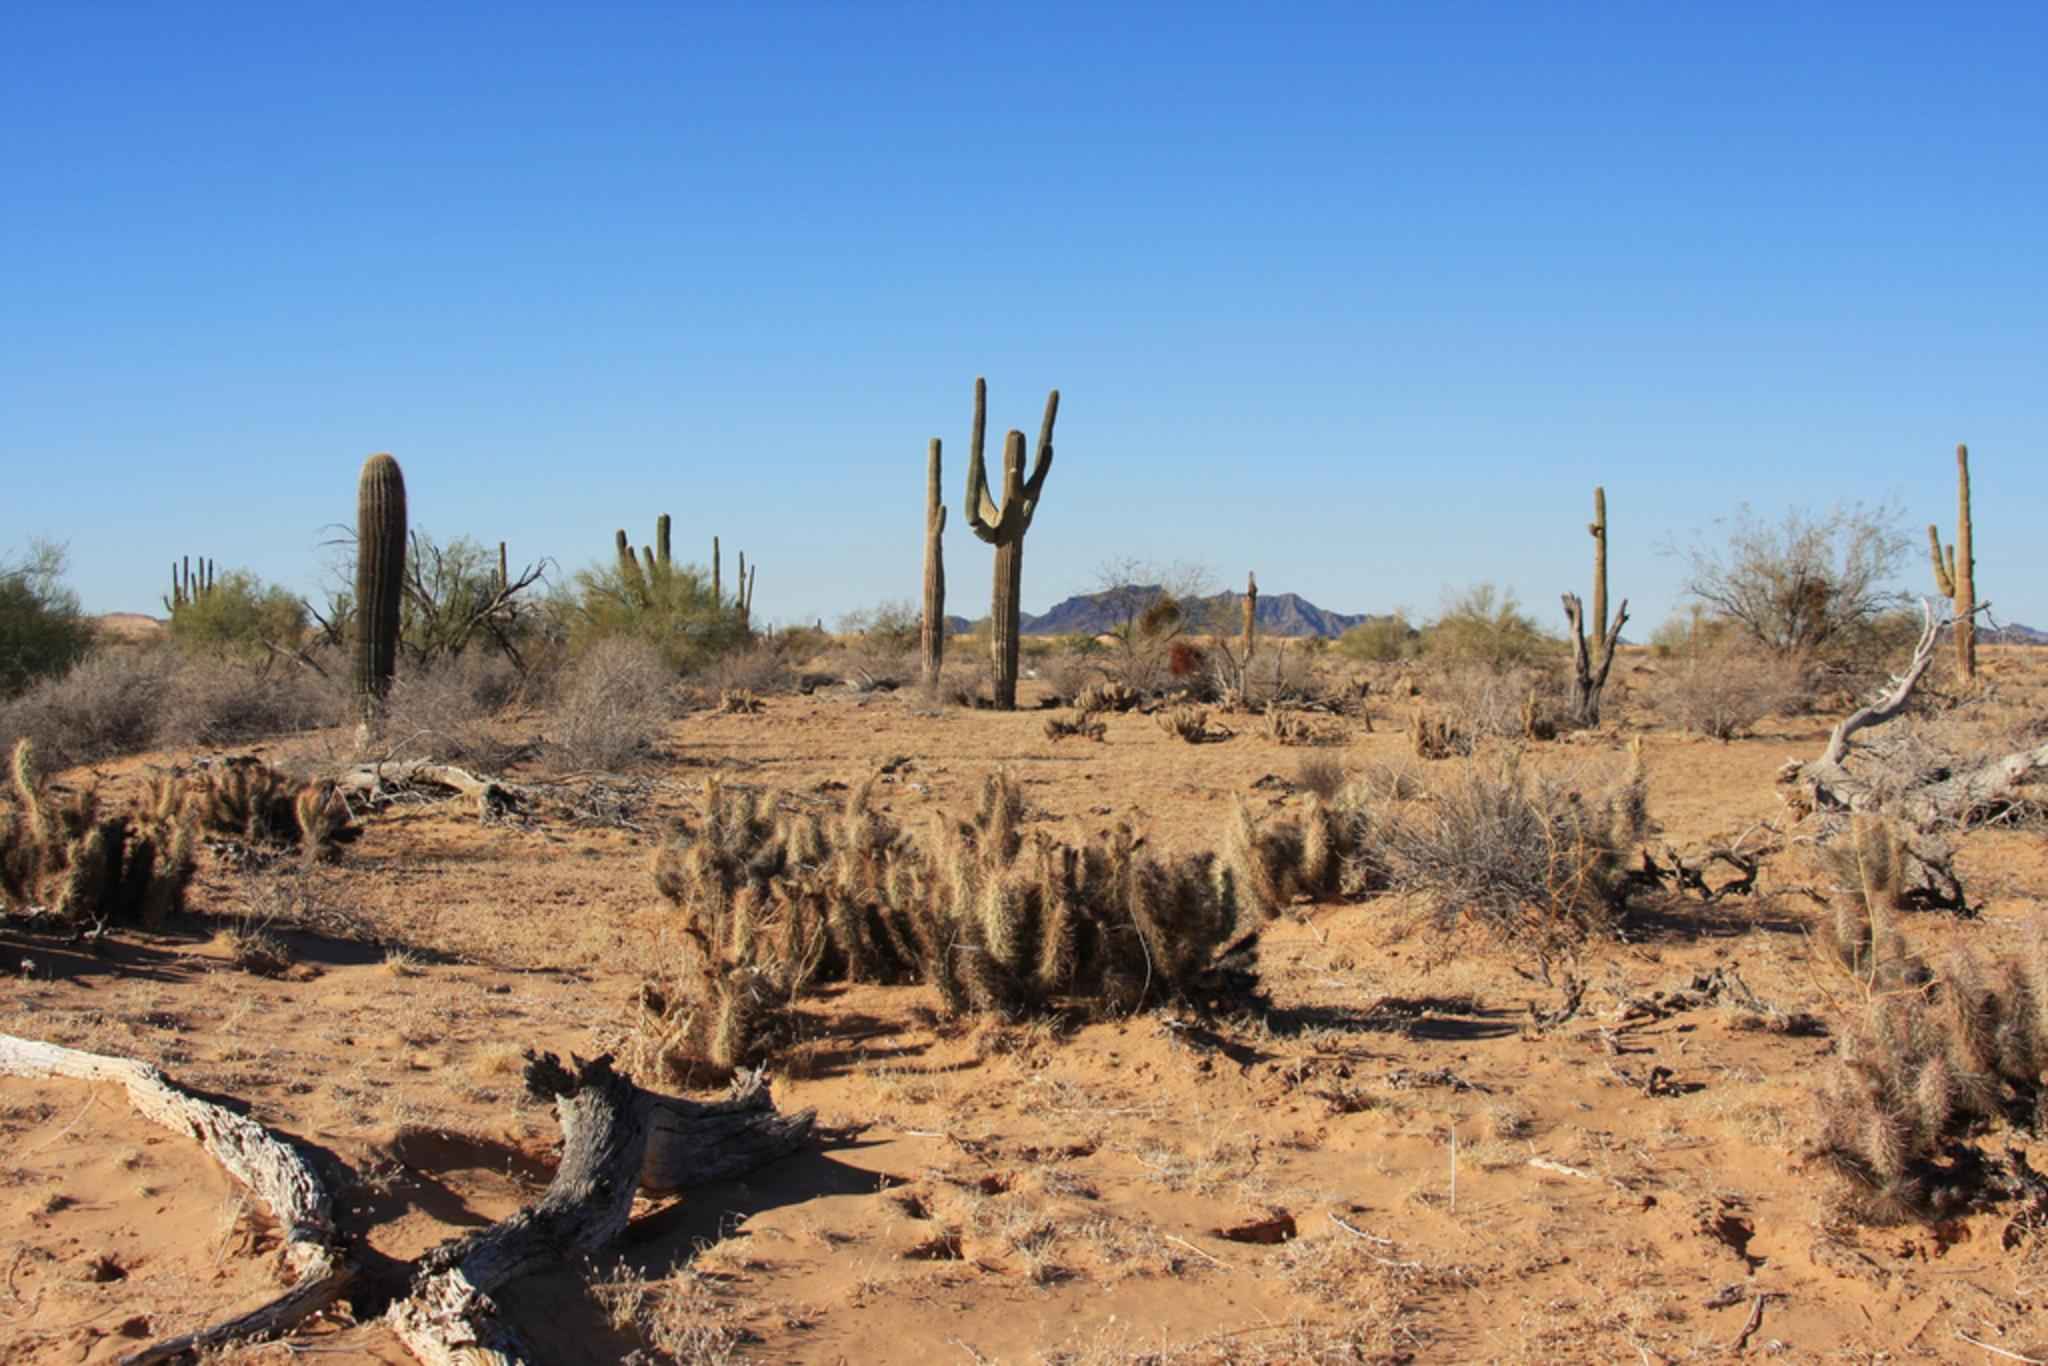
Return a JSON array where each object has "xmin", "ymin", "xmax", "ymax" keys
[
  {"xmin": 355, "ymin": 453, "xmax": 407, "ymax": 727},
  {"xmin": 921, "ymin": 437, "xmax": 947, "ymax": 693},
  {"xmin": 1928, "ymin": 443, "xmax": 1977, "ymax": 682},
  {"xmin": 964, "ymin": 378, "xmax": 1058, "ymax": 710}
]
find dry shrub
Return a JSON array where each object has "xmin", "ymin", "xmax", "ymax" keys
[
  {"xmin": 381, "ymin": 652, "xmax": 530, "ymax": 770},
  {"xmin": 1263, "ymin": 703, "xmax": 1340, "ymax": 747},
  {"xmin": 0, "ymin": 648, "xmax": 178, "ymax": 771},
  {"xmin": 153, "ymin": 654, "xmax": 348, "ymax": 750},
  {"xmin": 1380, "ymin": 747, "xmax": 1648, "ymax": 962},
  {"xmin": 1409, "ymin": 707, "xmax": 1466, "ymax": 760},
  {"xmin": 702, "ymin": 638, "xmax": 796, "ymax": 696},
  {"xmin": 718, "ymin": 688, "xmax": 764, "ymax": 714},
  {"xmin": 1429, "ymin": 663, "xmax": 1562, "ymax": 744},
  {"xmin": 1295, "ymin": 753, "xmax": 1346, "ymax": 802},
  {"xmin": 547, "ymin": 636, "xmax": 676, "ymax": 772},
  {"xmin": 1665, "ymin": 641, "xmax": 1801, "ymax": 740}
]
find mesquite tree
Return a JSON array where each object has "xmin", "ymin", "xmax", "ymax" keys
[
  {"xmin": 1562, "ymin": 485, "xmax": 1627, "ymax": 725},
  {"xmin": 964, "ymin": 378, "xmax": 1059, "ymax": 710},
  {"xmin": 1928, "ymin": 443, "xmax": 1977, "ymax": 683},
  {"xmin": 355, "ymin": 453, "xmax": 407, "ymax": 726},
  {"xmin": 921, "ymin": 437, "xmax": 946, "ymax": 693}
]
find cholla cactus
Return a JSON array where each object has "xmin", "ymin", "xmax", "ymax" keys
[{"xmin": 1, "ymin": 738, "xmax": 201, "ymax": 926}]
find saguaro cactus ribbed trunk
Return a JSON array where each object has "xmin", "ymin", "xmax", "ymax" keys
[
  {"xmin": 964, "ymin": 378, "xmax": 1058, "ymax": 711},
  {"xmin": 1589, "ymin": 486, "xmax": 1608, "ymax": 658},
  {"xmin": 921, "ymin": 437, "xmax": 947, "ymax": 693},
  {"xmin": 1928, "ymin": 443, "xmax": 1977, "ymax": 683},
  {"xmin": 355, "ymin": 453, "xmax": 407, "ymax": 727}
]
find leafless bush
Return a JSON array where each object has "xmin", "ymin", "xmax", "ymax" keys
[
  {"xmin": 154, "ymin": 654, "xmax": 348, "ymax": 750},
  {"xmin": 381, "ymin": 652, "xmax": 532, "ymax": 769},
  {"xmin": 702, "ymin": 638, "xmax": 795, "ymax": 696},
  {"xmin": 0, "ymin": 647, "xmax": 177, "ymax": 770},
  {"xmin": 547, "ymin": 636, "xmax": 678, "ymax": 772},
  {"xmin": 1381, "ymin": 749, "xmax": 1647, "ymax": 962},
  {"xmin": 1665, "ymin": 641, "xmax": 1801, "ymax": 740},
  {"xmin": 1428, "ymin": 663, "xmax": 1562, "ymax": 743},
  {"xmin": 1295, "ymin": 754, "xmax": 1346, "ymax": 801}
]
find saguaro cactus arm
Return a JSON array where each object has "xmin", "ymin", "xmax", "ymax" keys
[
  {"xmin": 1928, "ymin": 524, "xmax": 1956, "ymax": 598},
  {"xmin": 965, "ymin": 381, "xmax": 1058, "ymax": 542}
]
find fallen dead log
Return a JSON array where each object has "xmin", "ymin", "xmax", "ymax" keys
[
  {"xmin": 1, "ymin": 1037, "xmax": 815, "ymax": 1365},
  {"xmin": 0, "ymin": 1034, "xmax": 354, "ymax": 1366},
  {"xmin": 332, "ymin": 760, "xmax": 529, "ymax": 823},
  {"xmin": 1784, "ymin": 600, "xmax": 2048, "ymax": 829},
  {"xmin": 387, "ymin": 1052, "xmax": 815, "ymax": 1366}
]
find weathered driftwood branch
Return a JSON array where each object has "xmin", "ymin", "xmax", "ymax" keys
[
  {"xmin": 387, "ymin": 1053, "xmax": 814, "ymax": 1366},
  {"xmin": 1785, "ymin": 600, "xmax": 2048, "ymax": 827},
  {"xmin": 332, "ymin": 760, "xmax": 529, "ymax": 822},
  {"xmin": 0, "ymin": 1034, "xmax": 353, "ymax": 1366}
]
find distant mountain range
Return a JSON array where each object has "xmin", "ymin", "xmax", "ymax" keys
[
  {"xmin": 1980, "ymin": 623, "xmax": 2048, "ymax": 646},
  {"xmin": 946, "ymin": 585, "xmax": 1393, "ymax": 640}
]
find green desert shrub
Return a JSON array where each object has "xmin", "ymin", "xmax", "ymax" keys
[
  {"xmin": 1337, "ymin": 613, "xmax": 1420, "ymax": 664},
  {"xmin": 167, "ymin": 570, "xmax": 309, "ymax": 661},
  {"xmin": 0, "ymin": 543, "xmax": 94, "ymax": 699},
  {"xmin": 556, "ymin": 560, "xmax": 747, "ymax": 675},
  {"xmin": 1420, "ymin": 585, "xmax": 1559, "ymax": 673}
]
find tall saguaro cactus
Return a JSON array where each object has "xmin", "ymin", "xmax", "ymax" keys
[
  {"xmin": 355, "ymin": 453, "xmax": 407, "ymax": 726},
  {"xmin": 1241, "ymin": 572, "xmax": 1258, "ymax": 665},
  {"xmin": 1562, "ymin": 485, "xmax": 1627, "ymax": 726},
  {"xmin": 1928, "ymin": 443, "xmax": 1977, "ymax": 682},
  {"xmin": 921, "ymin": 437, "xmax": 947, "ymax": 693},
  {"xmin": 964, "ymin": 377, "xmax": 1058, "ymax": 710},
  {"xmin": 1589, "ymin": 486, "xmax": 1608, "ymax": 654}
]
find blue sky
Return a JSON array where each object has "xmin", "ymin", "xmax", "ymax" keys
[{"xmin": 4, "ymin": 2, "xmax": 2042, "ymax": 633}]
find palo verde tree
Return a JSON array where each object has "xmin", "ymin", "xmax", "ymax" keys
[{"xmin": 963, "ymin": 377, "xmax": 1059, "ymax": 710}]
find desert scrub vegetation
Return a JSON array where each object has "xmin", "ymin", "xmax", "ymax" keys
[
  {"xmin": 164, "ymin": 569, "xmax": 308, "ymax": 661},
  {"xmin": 1337, "ymin": 611, "xmax": 1421, "ymax": 664},
  {"xmin": 2, "ymin": 737, "xmax": 200, "ymax": 927},
  {"xmin": 545, "ymin": 635, "xmax": 678, "ymax": 772},
  {"xmin": 1810, "ymin": 822, "xmax": 2047, "ymax": 1223},
  {"xmin": 635, "ymin": 771, "xmax": 1336, "ymax": 1077},
  {"xmin": 0, "ymin": 542, "xmax": 94, "ymax": 698},
  {"xmin": 1377, "ymin": 744, "xmax": 1649, "ymax": 965},
  {"xmin": 1662, "ymin": 638, "xmax": 1802, "ymax": 740},
  {"xmin": 380, "ymin": 651, "xmax": 532, "ymax": 769},
  {"xmin": 1419, "ymin": 584, "xmax": 1559, "ymax": 673}
]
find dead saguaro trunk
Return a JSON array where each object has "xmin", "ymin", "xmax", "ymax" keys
[
  {"xmin": 389, "ymin": 1053, "xmax": 814, "ymax": 1364},
  {"xmin": 1563, "ymin": 487, "xmax": 1627, "ymax": 725},
  {"xmin": 1242, "ymin": 571, "xmax": 1258, "ymax": 668},
  {"xmin": 921, "ymin": 436, "xmax": 947, "ymax": 693},
  {"xmin": 1928, "ymin": 442, "xmax": 1977, "ymax": 683},
  {"xmin": 964, "ymin": 377, "xmax": 1059, "ymax": 710},
  {"xmin": 0, "ymin": 1035, "xmax": 354, "ymax": 1366}
]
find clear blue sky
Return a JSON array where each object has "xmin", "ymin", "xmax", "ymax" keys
[{"xmin": 4, "ymin": 2, "xmax": 2043, "ymax": 633}]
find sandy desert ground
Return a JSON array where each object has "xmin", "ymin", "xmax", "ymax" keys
[{"xmin": 4, "ymin": 645, "xmax": 2046, "ymax": 1365}]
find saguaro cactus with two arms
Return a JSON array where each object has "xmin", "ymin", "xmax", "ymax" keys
[
  {"xmin": 1928, "ymin": 443, "xmax": 1977, "ymax": 683},
  {"xmin": 964, "ymin": 378, "xmax": 1058, "ymax": 711}
]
